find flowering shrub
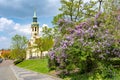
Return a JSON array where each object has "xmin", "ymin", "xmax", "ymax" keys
[{"xmin": 48, "ymin": 11, "xmax": 120, "ymax": 78}]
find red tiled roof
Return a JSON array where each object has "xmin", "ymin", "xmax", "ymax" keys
[{"xmin": 0, "ymin": 50, "xmax": 10, "ymax": 55}]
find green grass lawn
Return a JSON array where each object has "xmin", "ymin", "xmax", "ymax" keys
[
  {"xmin": 16, "ymin": 58, "xmax": 120, "ymax": 80},
  {"xmin": 17, "ymin": 58, "xmax": 49, "ymax": 74}
]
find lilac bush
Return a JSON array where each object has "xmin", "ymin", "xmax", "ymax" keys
[{"xmin": 48, "ymin": 11, "xmax": 120, "ymax": 75}]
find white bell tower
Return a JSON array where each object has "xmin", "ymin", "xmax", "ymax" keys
[
  {"xmin": 30, "ymin": 10, "xmax": 39, "ymax": 45},
  {"xmin": 26, "ymin": 10, "xmax": 40, "ymax": 59},
  {"xmin": 31, "ymin": 10, "xmax": 39, "ymax": 39}
]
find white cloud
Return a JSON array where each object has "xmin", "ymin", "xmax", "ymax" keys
[
  {"xmin": 0, "ymin": 17, "xmax": 31, "ymax": 36},
  {"xmin": 13, "ymin": 23, "xmax": 31, "ymax": 35},
  {"xmin": 39, "ymin": 24, "xmax": 49, "ymax": 36},
  {"xmin": 0, "ymin": 17, "xmax": 14, "ymax": 31},
  {"xmin": 42, "ymin": 24, "xmax": 48, "ymax": 27},
  {"xmin": 0, "ymin": 17, "xmax": 50, "ymax": 37},
  {"xmin": 0, "ymin": 17, "xmax": 32, "ymax": 49}
]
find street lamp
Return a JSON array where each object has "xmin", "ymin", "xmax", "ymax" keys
[{"xmin": 98, "ymin": 0, "xmax": 103, "ymax": 11}]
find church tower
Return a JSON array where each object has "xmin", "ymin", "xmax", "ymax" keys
[
  {"xmin": 31, "ymin": 10, "xmax": 39, "ymax": 40},
  {"xmin": 30, "ymin": 10, "xmax": 39, "ymax": 46},
  {"xmin": 26, "ymin": 10, "xmax": 40, "ymax": 59},
  {"xmin": 26, "ymin": 10, "xmax": 49, "ymax": 59}
]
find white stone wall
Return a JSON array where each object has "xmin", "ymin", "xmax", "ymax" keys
[{"xmin": 26, "ymin": 45, "xmax": 48, "ymax": 59}]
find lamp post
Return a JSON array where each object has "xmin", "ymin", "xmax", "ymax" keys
[{"xmin": 98, "ymin": 0, "xmax": 103, "ymax": 11}]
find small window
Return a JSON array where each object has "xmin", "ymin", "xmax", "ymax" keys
[{"xmin": 35, "ymin": 27, "xmax": 36, "ymax": 31}]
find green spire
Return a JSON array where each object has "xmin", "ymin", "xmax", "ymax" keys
[
  {"xmin": 33, "ymin": 9, "xmax": 37, "ymax": 22},
  {"xmin": 33, "ymin": 9, "xmax": 37, "ymax": 17}
]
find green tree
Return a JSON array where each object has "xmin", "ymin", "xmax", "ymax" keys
[
  {"xmin": 42, "ymin": 26, "xmax": 53, "ymax": 38},
  {"xmin": 102, "ymin": 0, "xmax": 120, "ymax": 39},
  {"xmin": 50, "ymin": 0, "xmax": 120, "ymax": 76},
  {"xmin": 52, "ymin": 0, "xmax": 98, "ymax": 47},
  {"xmin": 35, "ymin": 37, "xmax": 54, "ymax": 58},
  {"xmin": 10, "ymin": 34, "xmax": 28, "ymax": 60},
  {"xmin": 52, "ymin": 0, "xmax": 98, "ymax": 25}
]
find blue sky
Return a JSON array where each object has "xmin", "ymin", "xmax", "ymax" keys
[
  {"xmin": 0, "ymin": 0, "xmax": 90, "ymax": 49},
  {"xmin": 0, "ymin": 0, "xmax": 61, "ymax": 49}
]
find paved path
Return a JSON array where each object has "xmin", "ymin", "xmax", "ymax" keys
[
  {"xmin": 0, "ymin": 60, "xmax": 61, "ymax": 80},
  {"xmin": 10, "ymin": 65, "xmax": 61, "ymax": 80},
  {"xmin": 0, "ymin": 60, "xmax": 17, "ymax": 80}
]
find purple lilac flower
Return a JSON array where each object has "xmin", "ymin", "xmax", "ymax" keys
[
  {"xmin": 81, "ymin": 22, "xmax": 88, "ymax": 26},
  {"xmin": 60, "ymin": 40, "xmax": 69, "ymax": 49},
  {"xmin": 96, "ymin": 49, "xmax": 101, "ymax": 53},
  {"xmin": 67, "ymin": 28, "xmax": 75, "ymax": 34},
  {"xmin": 60, "ymin": 40, "xmax": 68, "ymax": 46},
  {"xmin": 75, "ymin": 29, "xmax": 84, "ymax": 36},
  {"xmin": 62, "ymin": 43, "xmax": 67, "ymax": 49},
  {"xmin": 70, "ymin": 29, "xmax": 75, "ymax": 34},
  {"xmin": 69, "ymin": 40, "xmax": 74, "ymax": 46},
  {"xmin": 106, "ymin": 50, "xmax": 110, "ymax": 54},
  {"xmin": 79, "ymin": 38, "xmax": 84, "ymax": 43},
  {"xmin": 66, "ymin": 35, "xmax": 72, "ymax": 41},
  {"xmin": 106, "ymin": 43, "xmax": 111, "ymax": 47},
  {"xmin": 75, "ymin": 22, "xmax": 88, "ymax": 30},
  {"xmin": 117, "ymin": 15, "xmax": 120, "ymax": 21},
  {"xmin": 75, "ymin": 30, "xmax": 81, "ymax": 35},
  {"xmin": 55, "ymin": 48, "xmax": 60, "ymax": 51},
  {"xmin": 58, "ymin": 19, "xmax": 64, "ymax": 25},
  {"xmin": 118, "ymin": 54, "xmax": 120, "ymax": 57},
  {"xmin": 75, "ymin": 25, "xmax": 82, "ymax": 30},
  {"xmin": 98, "ymin": 42, "xmax": 101, "ymax": 45},
  {"xmin": 56, "ymin": 56, "xmax": 60, "ymax": 63},
  {"xmin": 49, "ymin": 51, "xmax": 55, "ymax": 60},
  {"xmin": 64, "ymin": 40, "xmax": 68, "ymax": 45},
  {"xmin": 105, "ymin": 30, "xmax": 109, "ymax": 34},
  {"xmin": 58, "ymin": 27, "xmax": 62, "ymax": 31},
  {"xmin": 93, "ymin": 25, "xmax": 98, "ymax": 28},
  {"xmin": 61, "ymin": 53, "xmax": 66, "ymax": 58},
  {"xmin": 89, "ymin": 32, "xmax": 94, "ymax": 38}
]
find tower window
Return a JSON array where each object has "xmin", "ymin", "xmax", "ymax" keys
[{"xmin": 35, "ymin": 27, "xmax": 36, "ymax": 31}]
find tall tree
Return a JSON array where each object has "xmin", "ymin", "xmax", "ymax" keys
[
  {"xmin": 52, "ymin": 0, "xmax": 98, "ymax": 25},
  {"xmin": 101, "ymin": 0, "xmax": 120, "ymax": 39},
  {"xmin": 42, "ymin": 26, "xmax": 53, "ymax": 38},
  {"xmin": 10, "ymin": 34, "xmax": 28, "ymax": 59},
  {"xmin": 35, "ymin": 37, "xmax": 54, "ymax": 58}
]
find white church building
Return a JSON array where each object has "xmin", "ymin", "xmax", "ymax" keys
[{"xmin": 26, "ymin": 11, "xmax": 47, "ymax": 59}]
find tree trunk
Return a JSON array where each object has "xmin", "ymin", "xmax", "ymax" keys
[{"xmin": 40, "ymin": 51, "xmax": 43, "ymax": 58}]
